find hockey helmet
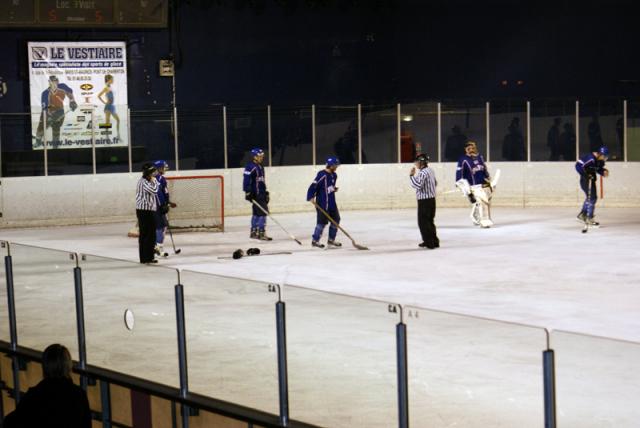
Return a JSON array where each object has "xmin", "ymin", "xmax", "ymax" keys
[
  {"xmin": 415, "ymin": 153, "xmax": 429, "ymax": 165},
  {"xmin": 142, "ymin": 163, "xmax": 156, "ymax": 177},
  {"xmin": 598, "ymin": 146, "xmax": 609, "ymax": 159},
  {"xmin": 326, "ymin": 156, "xmax": 340, "ymax": 167},
  {"xmin": 251, "ymin": 148, "xmax": 264, "ymax": 157},
  {"xmin": 153, "ymin": 160, "xmax": 169, "ymax": 170}
]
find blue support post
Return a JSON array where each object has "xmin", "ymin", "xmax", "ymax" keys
[
  {"xmin": 175, "ymin": 283, "xmax": 190, "ymax": 428},
  {"xmin": 276, "ymin": 301, "xmax": 289, "ymax": 426},
  {"xmin": 543, "ymin": 349, "xmax": 557, "ymax": 428},
  {"xmin": 5, "ymin": 253, "xmax": 21, "ymax": 404},
  {"xmin": 74, "ymin": 264, "xmax": 88, "ymax": 390},
  {"xmin": 397, "ymin": 322, "xmax": 409, "ymax": 428}
]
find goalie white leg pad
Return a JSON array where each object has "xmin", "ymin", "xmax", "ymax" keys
[{"xmin": 470, "ymin": 203, "xmax": 481, "ymax": 225}]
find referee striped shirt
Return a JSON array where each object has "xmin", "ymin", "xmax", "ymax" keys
[
  {"xmin": 136, "ymin": 177, "xmax": 159, "ymax": 211},
  {"xmin": 410, "ymin": 167, "xmax": 437, "ymax": 199}
]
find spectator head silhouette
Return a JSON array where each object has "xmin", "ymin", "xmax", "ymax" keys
[
  {"xmin": 452, "ymin": 125, "xmax": 461, "ymax": 135},
  {"xmin": 554, "ymin": 117, "xmax": 561, "ymax": 126},
  {"xmin": 42, "ymin": 344, "xmax": 73, "ymax": 379}
]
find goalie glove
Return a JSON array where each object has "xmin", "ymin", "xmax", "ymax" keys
[{"xmin": 69, "ymin": 100, "xmax": 78, "ymax": 111}]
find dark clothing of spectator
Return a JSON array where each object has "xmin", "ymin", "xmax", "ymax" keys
[
  {"xmin": 560, "ymin": 124, "xmax": 576, "ymax": 161},
  {"xmin": 3, "ymin": 377, "xmax": 91, "ymax": 428},
  {"xmin": 444, "ymin": 128, "xmax": 467, "ymax": 161},
  {"xmin": 588, "ymin": 117, "xmax": 603, "ymax": 152},
  {"xmin": 547, "ymin": 120, "xmax": 561, "ymax": 160},
  {"xmin": 502, "ymin": 119, "xmax": 525, "ymax": 160}
]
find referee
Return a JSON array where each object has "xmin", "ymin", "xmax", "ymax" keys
[
  {"xmin": 136, "ymin": 163, "xmax": 159, "ymax": 263},
  {"xmin": 409, "ymin": 153, "xmax": 440, "ymax": 249}
]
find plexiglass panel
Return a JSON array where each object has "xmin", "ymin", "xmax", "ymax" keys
[
  {"xmin": 130, "ymin": 109, "xmax": 176, "ymax": 172},
  {"xmin": 406, "ymin": 307, "xmax": 545, "ymax": 428},
  {"xmin": 441, "ymin": 101, "xmax": 486, "ymax": 160},
  {"xmin": 578, "ymin": 99, "xmax": 623, "ymax": 161},
  {"xmin": 553, "ymin": 331, "xmax": 640, "ymax": 428},
  {"xmin": 315, "ymin": 106, "xmax": 357, "ymax": 165},
  {"xmin": 530, "ymin": 98, "xmax": 576, "ymax": 161},
  {"xmin": 181, "ymin": 270, "xmax": 279, "ymax": 414},
  {"xmin": 177, "ymin": 107, "xmax": 225, "ymax": 170},
  {"xmin": 0, "ymin": 241, "xmax": 9, "ymax": 342},
  {"xmin": 400, "ymin": 102, "xmax": 438, "ymax": 163},
  {"xmin": 627, "ymin": 99, "xmax": 640, "ymax": 161},
  {"xmin": 0, "ymin": 112, "xmax": 45, "ymax": 177},
  {"xmin": 361, "ymin": 104, "xmax": 397, "ymax": 164},
  {"xmin": 490, "ymin": 100, "xmax": 526, "ymax": 161},
  {"xmin": 80, "ymin": 254, "xmax": 179, "ymax": 388},
  {"xmin": 10, "ymin": 244, "xmax": 78, "ymax": 356},
  {"xmin": 285, "ymin": 285, "xmax": 399, "ymax": 428},
  {"xmin": 271, "ymin": 106, "xmax": 312, "ymax": 166},
  {"xmin": 227, "ymin": 106, "xmax": 268, "ymax": 168}
]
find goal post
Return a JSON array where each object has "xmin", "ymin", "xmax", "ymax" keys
[{"xmin": 127, "ymin": 174, "xmax": 224, "ymax": 236}]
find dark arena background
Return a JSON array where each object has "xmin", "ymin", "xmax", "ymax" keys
[{"xmin": 0, "ymin": 1, "xmax": 639, "ymax": 427}]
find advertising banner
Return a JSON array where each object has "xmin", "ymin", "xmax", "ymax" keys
[{"xmin": 28, "ymin": 41, "xmax": 128, "ymax": 149}]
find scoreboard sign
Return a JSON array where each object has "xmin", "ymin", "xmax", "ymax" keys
[{"xmin": 1, "ymin": 0, "xmax": 167, "ymax": 28}]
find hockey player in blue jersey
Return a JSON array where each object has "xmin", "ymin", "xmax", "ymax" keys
[
  {"xmin": 243, "ymin": 148, "xmax": 272, "ymax": 240},
  {"xmin": 575, "ymin": 146, "xmax": 609, "ymax": 226},
  {"xmin": 455, "ymin": 141, "xmax": 494, "ymax": 227},
  {"xmin": 153, "ymin": 160, "xmax": 177, "ymax": 256},
  {"xmin": 35, "ymin": 75, "xmax": 78, "ymax": 147},
  {"xmin": 307, "ymin": 157, "xmax": 341, "ymax": 248}
]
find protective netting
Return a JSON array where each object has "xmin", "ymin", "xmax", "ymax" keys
[{"xmin": 166, "ymin": 176, "xmax": 224, "ymax": 232}]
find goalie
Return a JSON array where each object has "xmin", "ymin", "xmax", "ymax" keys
[{"xmin": 455, "ymin": 141, "xmax": 494, "ymax": 228}]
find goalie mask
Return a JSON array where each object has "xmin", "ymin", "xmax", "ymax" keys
[{"xmin": 465, "ymin": 141, "xmax": 479, "ymax": 156}]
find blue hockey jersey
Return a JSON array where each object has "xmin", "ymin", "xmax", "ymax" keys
[
  {"xmin": 307, "ymin": 170, "xmax": 338, "ymax": 210},
  {"xmin": 156, "ymin": 174, "xmax": 169, "ymax": 206},
  {"xmin": 456, "ymin": 154, "xmax": 489, "ymax": 185},
  {"xmin": 575, "ymin": 153, "xmax": 605, "ymax": 176},
  {"xmin": 243, "ymin": 161, "xmax": 267, "ymax": 195}
]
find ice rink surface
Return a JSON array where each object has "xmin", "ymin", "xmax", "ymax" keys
[
  {"xmin": 1, "ymin": 206, "xmax": 639, "ymax": 427},
  {"xmin": 1, "ymin": 206, "xmax": 638, "ymax": 342}
]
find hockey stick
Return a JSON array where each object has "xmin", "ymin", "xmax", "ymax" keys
[
  {"xmin": 250, "ymin": 199, "xmax": 302, "ymax": 245},
  {"xmin": 582, "ymin": 176, "xmax": 593, "ymax": 234},
  {"xmin": 164, "ymin": 214, "xmax": 182, "ymax": 254},
  {"xmin": 311, "ymin": 201, "xmax": 369, "ymax": 250},
  {"xmin": 218, "ymin": 251, "xmax": 292, "ymax": 260}
]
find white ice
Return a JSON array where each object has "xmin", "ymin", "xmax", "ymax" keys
[{"xmin": 1, "ymin": 207, "xmax": 639, "ymax": 427}]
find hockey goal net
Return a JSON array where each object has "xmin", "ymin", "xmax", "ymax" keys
[{"xmin": 128, "ymin": 175, "xmax": 224, "ymax": 236}]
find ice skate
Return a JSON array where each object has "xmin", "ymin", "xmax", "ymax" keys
[
  {"xmin": 577, "ymin": 212, "xmax": 587, "ymax": 223},
  {"xmin": 587, "ymin": 217, "xmax": 600, "ymax": 228},
  {"xmin": 250, "ymin": 228, "xmax": 259, "ymax": 239},
  {"xmin": 154, "ymin": 245, "xmax": 169, "ymax": 258},
  {"xmin": 480, "ymin": 219, "xmax": 493, "ymax": 228},
  {"xmin": 258, "ymin": 230, "xmax": 272, "ymax": 241},
  {"xmin": 312, "ymin": 240, "xmax": 325, "ymax": 249},
  {"xmin": 327, "ymin": 239, "xmax": 342, "ymax": 248}
]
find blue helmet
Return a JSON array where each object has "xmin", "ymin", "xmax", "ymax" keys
[
  {"xmin": 251, "ymin": 148, "xmax": 264, "ymax": 157},
  {"xmin": 598, "ymin": 146, "xmax": 609, "ymax": 158},
  {"xmin": 153, "ymin": 160, "xmax": 169, "ymax": 169},
  {"xmin": 326, "ymin": 156, "xmax": 340, "ymax": 167}
]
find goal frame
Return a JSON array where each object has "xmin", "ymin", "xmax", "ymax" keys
[{"xmin": 165, "ymin": 174, "xmax": 225, "ymax": 232}]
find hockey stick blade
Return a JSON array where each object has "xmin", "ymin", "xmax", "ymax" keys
[{"xmin": 311, "ymin": 201, "xmax": 369, "ymax": 250}]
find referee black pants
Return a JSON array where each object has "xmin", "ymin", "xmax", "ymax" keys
[
  {"xmin": 417, "ymin": 198, "xmax": 439, "ymax": 248},
  {"xmin": 137, "ymin": 209, "xmax": 157, "ymax": 263}
]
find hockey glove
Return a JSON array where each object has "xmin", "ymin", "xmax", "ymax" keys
[
  {"xmin": 69, "ymin": 101, "xmax": 78, "ymax": 111},
  {"xmin": 245, "ymin": 192, "xmax": 255, "ymax": 202},
  {"xmin": 467, "ymin": 193, "xmax": 476, "ymax": 204},
  {"xmin": 265, "ymin": 191, "xmax": 270, "ymax": 203}
]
